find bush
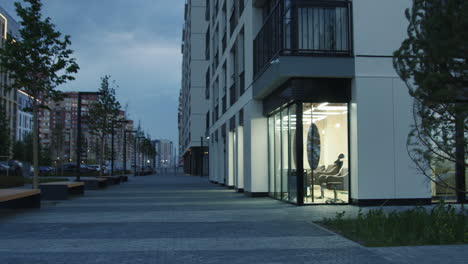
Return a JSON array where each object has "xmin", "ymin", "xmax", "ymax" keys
[
  {"xmin": 23, "ymin": 177, "xmax": 66, "ymax": 184},
  {"xmin": 0, "ymin": 175, "xmax": 25, "ymax": 188},
  {"xmin": 322, "ymin": 203, "xmax": 468, "ymax": 247}
]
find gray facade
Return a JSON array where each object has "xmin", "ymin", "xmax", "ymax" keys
[{"xmin": 179, "ymin": 0, "xmax": 210, "ymax": 175}]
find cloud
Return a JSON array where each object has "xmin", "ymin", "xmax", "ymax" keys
[{"xmin": 1, "ymin": 0, "xmax": 185, "ymax": 143}]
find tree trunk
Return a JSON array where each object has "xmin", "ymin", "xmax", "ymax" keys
[{"xmin": 32, "ymin": 101, "xmax": 39, "ymax": 189}]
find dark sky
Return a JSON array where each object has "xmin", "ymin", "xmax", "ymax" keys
[{"xmin": 2, "ymin": 0, "xmax": 184, "ymax": 146}]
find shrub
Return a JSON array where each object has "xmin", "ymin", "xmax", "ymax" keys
[
  {"xmin": 322, "ymin": 203, "xmax": 468, "ymax": 247},
  {"xmin": 0, "ymin": 176, "xmax": 25, "ymax": 188}
]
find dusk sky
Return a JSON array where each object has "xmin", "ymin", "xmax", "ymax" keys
[{"xmin": 2, "ymin": 0, "xmax": 184, "ymax": 146}]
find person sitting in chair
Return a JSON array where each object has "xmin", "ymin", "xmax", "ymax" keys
[
  {"xmin": 334, "ymin": 154, "xmax": 345, "ymax": 171},
  {"xmin": 313, "ymin": 154, "xmax": 345, "ymax": 181}
]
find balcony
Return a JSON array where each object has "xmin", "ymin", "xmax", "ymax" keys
[{"xmin": 253, "ymin": 0, "xmax": 353, "ymax": 78}]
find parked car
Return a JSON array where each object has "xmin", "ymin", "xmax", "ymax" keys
[
  {"xmin": 58, "ymin": 163, "xmax": 89, "ymax": 173},
  {"xmin": 87, "ymin": 165, "xmax": 101, "ymax": 172},
  {"xmin": 7, "ymin": 160, "xmax": 24, "ymax": 176},
  {"xmin": 39, "ymin": 166, "xmax": 54, "ymax": 174}
]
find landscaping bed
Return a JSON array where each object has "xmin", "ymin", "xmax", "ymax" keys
[
  {"xmin": 24, "ymin": 177, "xmax": 66, "ymax": 184},
  {"xmin": 320, "ymin": 203, "xmax": 468, "ymax": 247},
  {"xmin": 0, "ymin": 175, "xmax": 25, "ymax": 188}
]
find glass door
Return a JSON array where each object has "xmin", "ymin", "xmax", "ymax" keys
[{"xmin": 302, "ymin": 103, "xmax": 349, "ymax": 204}]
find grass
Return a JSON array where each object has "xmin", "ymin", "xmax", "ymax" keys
[
  {"xmin": 23, "ymin": 177, "xmax": 66, "ymax": 184},
  {"xmin": 321, "ymin": 203, "xmax": 468, "ymax": 247},
  {"xmin": 0, "ymin": 175, "xmax": 25, "ymax": 188},
  {"xmin": 0, "ymin": 176, "xmax": 68, "ymax": 189},
  {"xmin": 42, "ymin": 170, "xmax": 132, "ymax": 177}
]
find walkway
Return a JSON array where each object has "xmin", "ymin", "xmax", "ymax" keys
[{"xmin": 0, "ymin": 174, "xmax": 466, "ymax": 263}]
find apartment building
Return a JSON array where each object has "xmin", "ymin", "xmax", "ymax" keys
[
  {"xmin": 16, "ymin": 90, "xmax": 33, "ymax": 141},
  {"xmin": 202, "ymin": 0, "xmax": 454, "ymax": 205},
  {"xmin": 179, "ymin": 0, "xmax": 210, "ymax": 176},
  {"xmin": 39, "ymin": 93, "xmax": 135, "ymax": 167},
  {"xmin": 0, "ymin": 6, "xmax": 20, "ymax": 148},
  {"xmin": 39, "ymin": 93, "xmax": 98, "ymax": 162},
  {"xmin": 154, "ymin": 139, "xmax": 174, "ymax": 170}
]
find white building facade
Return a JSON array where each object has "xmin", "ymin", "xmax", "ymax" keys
[
  {"xmin": 179, "ymin": 0, "xmax": 210, "ymax": 176},
  {"xmin": 203, "ymin": 0, "xmax": 443, "ymax": 205}
]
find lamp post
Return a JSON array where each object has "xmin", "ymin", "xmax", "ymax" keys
[{"xmin": 76, "ymin": 91, "xmax": 101, "ymax": 182}]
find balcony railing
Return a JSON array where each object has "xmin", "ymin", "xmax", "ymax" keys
[{"xmin": 254, "ymin": 0, "xmax": 353, "ymax": 77}]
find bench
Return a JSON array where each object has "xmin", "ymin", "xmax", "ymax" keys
[
  {"xmin": 0, "ymin": 189, "xmax": 41, "ymax": 209},
  {"xmin": 80, "ymin": 178, "xmax": 107, "ymax": 190},
  {"xmin": 97, "ymin": 176, "xmax": 121, "ymax": 185},
  {"xmin": 39, "ymin": 181, "xmax": 85, "ymax": 200}
]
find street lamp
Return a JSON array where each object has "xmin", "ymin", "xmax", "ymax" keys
[{"xmin": 76, "ymin": 91, "xmax": 102, "ymax": 182}]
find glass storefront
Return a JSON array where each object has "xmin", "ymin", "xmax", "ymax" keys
[{"xmin": 268, "ymin": 102, "xmax": 349, "ymax": 205}]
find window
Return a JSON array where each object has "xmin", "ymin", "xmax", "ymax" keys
[
  {"xmin": 268, "ymin": 102, "xmax": 349, "ymax": 204},
  {"xmin": 302, "ymin": 103, "xmax": 349, "ymax": 204}
]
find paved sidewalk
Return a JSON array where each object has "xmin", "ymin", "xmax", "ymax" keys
[{"xmin": 0, "ymin": 174, "xmax": 466, "ymax": 263}]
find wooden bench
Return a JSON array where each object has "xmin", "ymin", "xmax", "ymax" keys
[
  {"xmin": 0, "ymin": 189, "xmax": 41, "ymax": 209},
  {"xmin": 80, "ymin": 178, "xmax": 107, "ymax": 190},
  {"xmin": 39, "ymin": 181, "xmax": 85, "ymax": 200}
]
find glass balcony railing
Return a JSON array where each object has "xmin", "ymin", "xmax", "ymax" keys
[{"xmin": 254, "ymin": 0, "xmax": 353, "ymax": 77}]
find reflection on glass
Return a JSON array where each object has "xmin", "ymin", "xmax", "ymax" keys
[
  {"xmin": 289, "ymin": 104, "xmax": 297, "ymax": 203},
  {"xmin": 281, "ymin": 108, "xmax": 289, "ymax": 201},
  {"xmin": 431, "ymin": 159, "xmax": 456, "ymax": 202},
  {"xmin": 268, "ymin": 116, "xmax": 275, "ymax": 195},
  {"xmin": 303, "ymin": 103, "xmax": 349, "ymax": 204},
  {"xmin": 274, "ymin": 112, "xmax": 281, "ymax": 199}
]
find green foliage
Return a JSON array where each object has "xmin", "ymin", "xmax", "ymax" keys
[
  {"xmin": 12, "ymin": 133, "xmax": 33, "ymax": 162},
  {"xmin": 87, "ymin": 76, "xmax": 121, "ymax": 139},
  {"xmin": 40, "ymin": 147, "xmax": 52, "ymax": 166},
  {"xmin": 87, "ymin": 76, "xmax": 121, "ymax": 175},
  {"xmin": 23, "ymin": 177, "xmax": 64, "ymax": 184},
  {"xmin": 139, "ymin": 137, "xmax": 156, "ymax": 157},
  {"xmin": 0, "ymin": 176, "xmax": 24, "ymax": 188},
  {"xmin": 0, "ymin": 0, "xmax": 79, "ymax": 187},
  {"xmin": 323, "ymin": 203, "xmax": 468, "ymax": 247},
  {"xmin": 0, "ymin": 0, "xmax": 79, "ymax": 101},
  {"xmin": 0, "ymin": 108, "xmax": 10, "ymax": 157},
  {"xmin": 12, "ymin": 140, "xmax": 25, "ymax": 161},
  {"xmin": 393, "ymin": 0, "xmax": 468, "ymax": 193},
  {"xmin": 11, "ymin": 133, "xmax": 49, "ymax": 165},
  {"xmin": 50, "ymin": 123, "xmax": 64, "ymax": 156}
]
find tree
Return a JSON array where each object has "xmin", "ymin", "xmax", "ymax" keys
[
  {"xmin": 0, "ymin": 0, "xmax": 79, "ymax": 188},
  {"xmin": 12, "ymin": 141, "xmax": 25, "ymax": 161},
  {"xmin": 0, "ymin": 108, "xmax": 10, "ymax": 158},
  {"xmin": 139, "ymin": 137, "xmax": 156, "ymax": 167},
  {"xmin": 393, "ymin": 0, "xmax": 468, "ymax": 201},
  {"xmin": 87, "ymin": 76, "xmax": 121, "ymax": 177}
]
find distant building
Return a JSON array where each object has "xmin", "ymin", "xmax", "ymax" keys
[
  {"xmin": 179, "ymin": 0, "xmax": 209, "ymax": 176},
  {"xmin": 154, "ymin": 139, "xmax": 173, "ymax": 170}
]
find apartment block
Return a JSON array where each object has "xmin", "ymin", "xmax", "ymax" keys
[
  {"xmin": 0, "ymin": 6, "xmax": 20, "ymax": 149},
  {"xmin": 179, "ymin": 0, "xmax": 210, "ymax": 176},
  {"xmin": 199, "ymin": 0, "xmax": 455, "ymax": 205}
]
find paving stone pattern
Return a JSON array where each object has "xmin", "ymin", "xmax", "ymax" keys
[{"xmin": 0, "ymin": 174, "xmax": 466, "ymax": 263}]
